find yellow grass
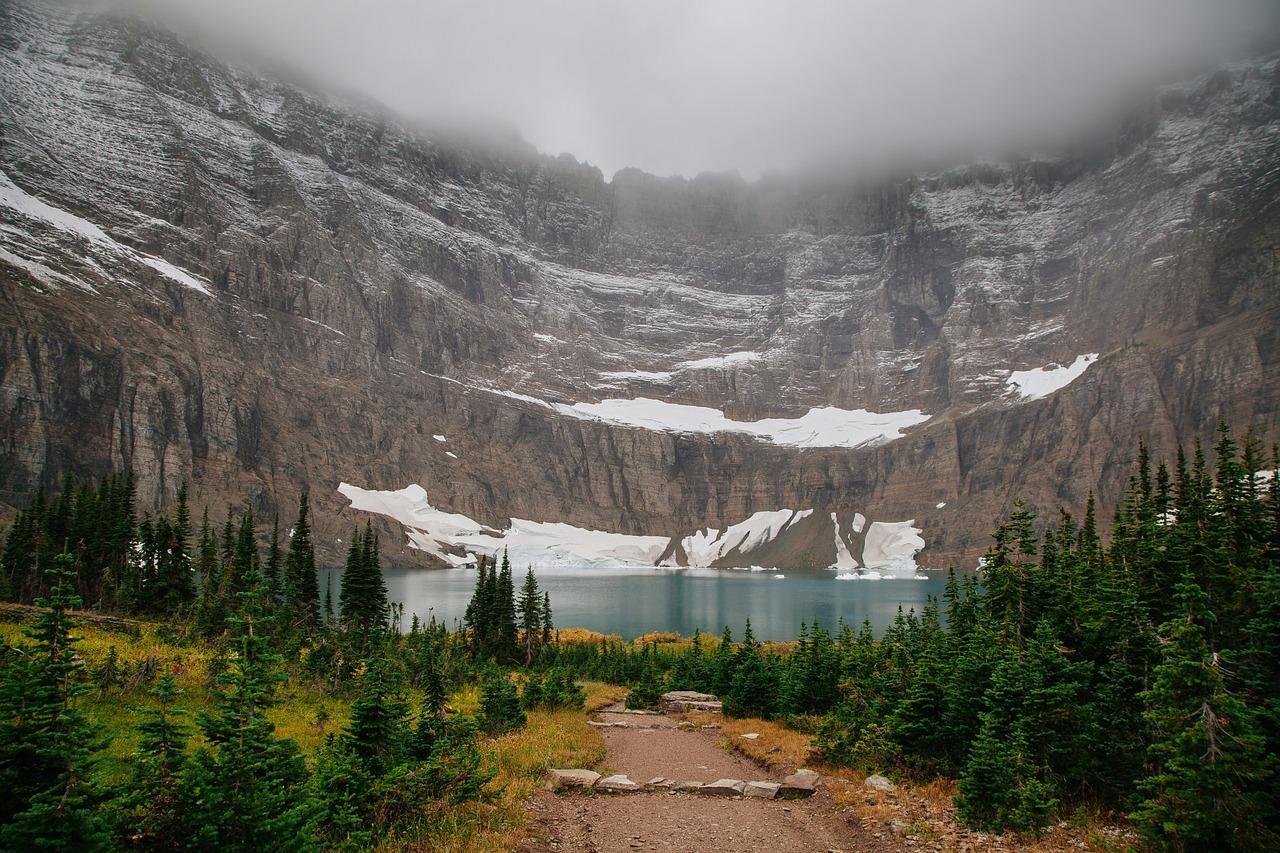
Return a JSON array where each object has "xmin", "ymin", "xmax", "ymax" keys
[
  {"xmin": 713, "ymin": 715, "xmax": 815, "ymax": 771},
  {"xmin": 380, "ymin": 680, "xmax": 623, "ymax": 852},
  {"xmin": 700, "ymin": 709, "xmax": 1125, "ymax": 853}
]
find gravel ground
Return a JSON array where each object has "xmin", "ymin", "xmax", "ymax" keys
[{"xmin": 521, "ymin": 707, "xmax": 904, "ymax": 853}]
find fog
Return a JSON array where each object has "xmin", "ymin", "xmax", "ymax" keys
[{"xmin": 124, "ymin": 0, "xmax": 1279, "ymax": 179}]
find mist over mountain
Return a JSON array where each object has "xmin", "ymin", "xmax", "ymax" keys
[{"xmin": 116, "ymin": 0, "xmax": 1280, "ymax": 179}]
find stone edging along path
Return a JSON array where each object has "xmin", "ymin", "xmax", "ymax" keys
[{"xmin": 546, "ymin": 768, "xmax": 820, "ymax": 801}]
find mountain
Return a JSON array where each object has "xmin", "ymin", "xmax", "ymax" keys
[{"xmin": 2, "ymin": 0, "xmax": 1278, "ymax": 572}]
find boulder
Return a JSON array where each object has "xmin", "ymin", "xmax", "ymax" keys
[
  {"xmin": 596, "ymin": 774, "xmax": 641, "ymax": 793},
  {"xmin": 864, "ymin": 774, "xmax": 896, "ymax": 792},
  {"xmin": 778, "ymin": 769, "xmax": 819, "ymax": 800},
  {"xmin": 698, "ymin": 778, "xmax": 747, "ymax": 797},
  {"xmin": 660, "ymin": 691, "xmax": 724, "ymax": 714},
  {"xmin": 547, "ymin": 769, "xmax": 600, "ymax": 790},
  {"xmin": 744, "ymin": 781, "xmax": 780, "ymax": 799}
]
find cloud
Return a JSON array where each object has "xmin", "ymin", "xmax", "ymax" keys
[{"xmin": 124, "ymin": 0, "xmax": 1278, "ymax": 178}]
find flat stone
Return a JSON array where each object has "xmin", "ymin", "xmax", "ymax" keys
[
  {"xmin": 596, "ymin": 774, "xmax": 642, "ymax": 793},
  {"xmin": 777, "ymin": 772, "xmax": 818, "ymax": 800},
  {"xmin": 672, "ymin": 780, "xmax": 702, "ymax": 792},
  {"xmin": 698, "ymin": 778, "xmax": 747, "ymax": 797},
  {"xmin": 547, "ymin": 769, "xmax": 601, "ymax": 790},
  {"xmin": 660, "ymin": 691, "xmax": 724, "ymax": 714},
  {"xmin": 864, "ymin": 774, "xmax": 896, "ymax": 792},
  {"xmin": 744, "ymin": 781, "xmax": 780, "ymax": 799},
  {"xmin": 740, "ymin": 732, "xmax": 759, "ymax": 740}
]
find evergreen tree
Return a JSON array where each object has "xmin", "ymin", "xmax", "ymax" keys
[
  {"xmin": 1132, "ymin": 574, "xmax": 1274, "ymax": 850},
  {"xmin": 517, "ymin": 567, "xmax": 543, "ymax": 665},
  {"xmin": 339, "ymin": 524, "xmax": 389, "ymax": 641},
  {"xmin": 284, "ymin": 493, "xmax": 320, "ymax": 631},
  {"xmin": 180, "ymin": 587, "xmax": 317, "ymax": 850},
  {"xmin": 495, "ymin": 551, "xmax": 517, "ymax": 662},
  {"xmin": 120, "ymin": 673, "xmax": 189, "ymax": 850},
  {"xmin": 479, "ymin": 671, "xmax": 525, "ymax": 735},
  {"xmin": 264, "ymin": 513, "xmax": 283, "ymax": 606},
  {"xmin": 0, "ymin": 552, "xmax": 112, "ymax": 850}
]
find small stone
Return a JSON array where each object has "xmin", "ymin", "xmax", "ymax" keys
[
  {"xmin": 672, "ymin": 780, "xmax": 702, "ymax": 792},
  {"xmin": 864, "ymin": 774, "xmax": 896, "ymax": 792},
  {"xmin": 698, "ymin": 778, "xmax": 747, "ymax": 797},
  {"xmin": 740, "ymin": 732, "xmax": 759, "ymax": 740},
  {"xmin": 596, "ymin": 774, "xmax": 641, "ymax": 792},
  {"xmin": 547, "ymin": 769, "xmax": 600, "ymax": 790},
  {"xmin": 744, "ymin": 781, "xmax": 780, "ymax": 799}
]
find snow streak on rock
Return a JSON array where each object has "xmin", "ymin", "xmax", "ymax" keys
[{"xmin": 1005, "ymin": 354, "xmax": 1099, "ymax": 400}]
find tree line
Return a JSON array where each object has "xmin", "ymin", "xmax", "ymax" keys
[
  {"xmin": 547, "ymin": 427, "xmax": 1280, "ymax": 850},
  {"xmin": 0, "ymin": 475, "xmax": 577, "ymax": 850}
]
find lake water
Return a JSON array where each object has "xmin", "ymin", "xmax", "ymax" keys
[{"xmin": 322, "ymin": 564, "xmax": 956, "ymax": 641}]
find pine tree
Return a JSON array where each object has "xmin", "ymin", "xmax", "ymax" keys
[
  {"xmin": 541, "ymin": 590, "xmax": 554, "ymax": 646},
  {"xmin": 0, "ymin": 551, "xmax": 112, "ymax": 850},
  {"xmin": 1132, "ymin": 574, "xmax": 1274, "ymax": 850},
  {"xmin": 195, "ymin": 509, "xmax": 226, "ymax": 637},
  {"xmin": 517, "ymin": 567, "xmax": 543, "ymax": 665},
  {"xmin": 339, "ymin": 524, "xmax": 389, "ymax": 641},
  {"xmin": 264, "ymin": 513, "xmax": 283, "ymax": 606},
  {"xmin": 120, "ymin": 673, "xmax": 189, "ymax": 849},
  {"xmin": 284, "ymin": 493, "xmax": 320, "ymax": 631},
  {"xmin": 496, "ymin": 551, "xmax": 517, "ymax": 662},
  {"xmin": 341, "ymin": 659, "xmax": 410, "ymax": 777},
  {"xmin": 479, "ymin": 670, "xmax": 525, "ymax": 735},
  {"xmin": 725, "ymin": 620, "xmax": 777, "ymax": 718},
  {"xmin": 181, "ymin": 587, "xmax": 317, "ymax": 850}
]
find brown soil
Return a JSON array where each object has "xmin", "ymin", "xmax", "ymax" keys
[{"xmin": 521, "ymin": 707, "xmax": 906, "ymax": 853}]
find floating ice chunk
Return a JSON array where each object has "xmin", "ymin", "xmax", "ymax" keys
[
  {"xmin": 445, "ymin": 451, "xmax": 458, "ymax": 459},
  {"xmin": 773, "ymin": 574, "xmax": 785, "ymax": 579},
  {"xmin": 936, "ymin": 502, "xmax": 947, "ymax": 509},
  {"xmin": 1005, "ymin": 354, "xmax": 1099, "ymax": 400},
  {"xmin": 433, "ymin": 435, "xmax": 447, "ymax": 442}
]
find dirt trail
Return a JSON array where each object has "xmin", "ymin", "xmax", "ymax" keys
[{"xmin": 522, "ymin": 705, "xmax": 904, "ymax": 853}]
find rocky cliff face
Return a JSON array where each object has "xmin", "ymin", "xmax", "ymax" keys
[{"xmin": 2, "ymin": 0, "xmax": 1278, "ymax": 570}]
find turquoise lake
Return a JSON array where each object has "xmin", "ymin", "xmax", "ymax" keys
[{"xmin": 323, "ymin": 564, "xmax": 956, "ymax": 641}]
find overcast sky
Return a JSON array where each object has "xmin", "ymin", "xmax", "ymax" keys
[{"xmin": 129, "ymin": 0, "xmax": 1279, "ymax": 179}]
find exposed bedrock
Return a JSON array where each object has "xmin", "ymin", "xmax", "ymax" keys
[{"xmin": 0, "ymin": 1, "xmax": 1278, "ymax": 568}]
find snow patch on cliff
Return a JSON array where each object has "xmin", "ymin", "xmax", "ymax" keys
[
  {"xmin": 681, "ymin": 509, "xmax": 813, "ymax": 567},
  {"xmin": 860, "ymin": 520, "xmax": 928, "ymax": 578},
  {"xmin": 676, "ymin": 351, "xmax": 763, "ymax": 370},
  {"xmin": 338, "ymin": 482, "xmax": 668, "ymax": 569},
  {"xmin": 557, "ymin": 398, "xmax": 929, "ymax": 449},
  {"xmin": 1006, "ymin": 354, "xmax": 1098, "ymax": 400},
  {"xmin": 0, "ymin": 171, "xmax": 211, "ymax": 296},
  {"xmin": 831, "ymin": 512, "xmax": 859, "ymax": 570}
]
